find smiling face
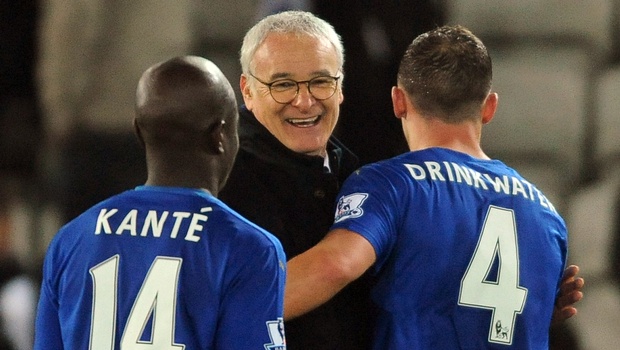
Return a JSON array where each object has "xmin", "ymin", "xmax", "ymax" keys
[{"xmin": 241, "ymin": 33, "xmax": 344, "ymax": 157}]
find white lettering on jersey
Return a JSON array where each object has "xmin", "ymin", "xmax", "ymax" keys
[
  {"xmin": 94, "ymin": 207, "xmax": 212, "ymax": 242},
  {"xmin": 404, "ymin": 162, "xmax": 557, "ymax": 213}
]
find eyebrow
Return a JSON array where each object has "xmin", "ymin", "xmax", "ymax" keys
[{"xmin": 268, "ymin": 69, "xmax": 336, "ymax": 81}]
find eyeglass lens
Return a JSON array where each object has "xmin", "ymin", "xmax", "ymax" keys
[{"xmin": 269, "ymin": 76, "xmax": 338, "ymax": 103}]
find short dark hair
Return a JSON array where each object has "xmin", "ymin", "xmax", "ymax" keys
[{"xmin": 397, "ymin": 25, "xmax": 492, "ymax": 123}]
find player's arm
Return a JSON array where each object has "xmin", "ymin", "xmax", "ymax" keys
[
  {"xmin": 551, "ymin": 264, "xmax": 584, "ymax": 325},
  {"xmin": 217, "ymin": 242, "xmax": 287, "ymax": 349},
  {"xmin": 33, "ymin": 270, "xmax": 64, "ymax": 350},
  {"xmin": 284, "ymin": 228, "xmax": 376, "ymax": 320}
]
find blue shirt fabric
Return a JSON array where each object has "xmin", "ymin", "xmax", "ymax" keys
[
  {"xmin": 331, "ymin": 148, "xmax": 567, "ymax": 349},
  {"xmin": 35, "ymin": 186, "xmax": 287, "ymax": 350}
]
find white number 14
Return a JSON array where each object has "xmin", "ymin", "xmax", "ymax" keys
[
  {"xmin": 89, "ymin": 255, "xmax": 185, "ymax": 350},
  {"xmin": 458, "ymin": 206, "xmax": 528, "ymax": 345}
]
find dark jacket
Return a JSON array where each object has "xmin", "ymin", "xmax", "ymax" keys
[{"xmin": 219, "ymin": 106, "xmax": 374, "ymax": 349}]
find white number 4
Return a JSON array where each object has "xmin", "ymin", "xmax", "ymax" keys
[
  {"xmin": 458, "ymin": 206, "xmax": 528, "ymax": 345},
  {"xmin": 89, "ymin": 255, "xmax": 186, "ymax": 350}
]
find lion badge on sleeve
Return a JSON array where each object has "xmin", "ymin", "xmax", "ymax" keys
[{"xmin": 334, "ymin": 193, "xmax": 368, "ymax": 223}]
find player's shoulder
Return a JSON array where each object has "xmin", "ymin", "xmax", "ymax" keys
[
  {"xmin": 351, "ymin": 150, "xmax": 430, "ymax": 182},
  {"xmin": 360, "ymin": 148, "xmax": 446, "ymax": 171},
  {"xmin": 47, "ymin": 190, "xmax": 133, "ymax": 241},
  {"xmin": 209, "ymin": 199, "xmax": 284, "ymax": 249}
]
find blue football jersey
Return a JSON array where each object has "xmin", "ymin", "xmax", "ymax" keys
[
  {"xmin": 35, "ymin": 186, "xmax": 287, "ymax": 350},
  {"xmin": 331, "ymin": 148, "xmax": 567, "ymax": 349}
]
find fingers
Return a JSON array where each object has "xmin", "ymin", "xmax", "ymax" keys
[
  {"xmin": 559, "ymin": 277, "xmax": 585, "ymax": 296},
  {"xmin": 559, "ymin": 266, "xmax": 585, "ymax": 297},
  {"xmin": 551, "ymin": 306, "xmax": 576, "ymax": 326},
  {"xmin": 559, "ymin": 306, "xmax": 577, "ymax": 319},
  {"xmin": 551, "ymin": 265, "xmax": 585, "ymax": 325},
  {"xmin": 557, "ymin": 272, "xmax": 584, "ymax": 308},
  {"xmin": 551, "ymin": 293, "xmax": 581, "ymax": 325},
  {"xmin": 557, "ymin": 290, "xmax": 584, "ymax": 309},
  {"xmin": 561, "ymin": 265, "xmax": 580, "ymax": 281}
]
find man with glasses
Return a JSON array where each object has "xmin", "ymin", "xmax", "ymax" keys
[
  {"xmin": 218, "ymin": 10, "xmax": 373, "ymax": 350},
  {"xmin": 284, "ymin": 24, "xmax": 582, "ymax": 349},
  {"xmin": 219, "ymin": 10, "xmax": 582, "ymax": 350}
]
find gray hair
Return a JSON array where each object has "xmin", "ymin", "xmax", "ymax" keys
[{"xmin": 239, "ymin": 10, "xmax": 344, "ymax": 75}]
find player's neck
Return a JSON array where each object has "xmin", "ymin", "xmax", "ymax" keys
[{"xmin": 407, "ymin": 120, "xmax": 488, "ymax": 159}]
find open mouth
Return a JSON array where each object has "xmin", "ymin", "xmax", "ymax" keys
[{"xmin": 286, "ymin": 115, "xmax": 322, "ymax": 128}]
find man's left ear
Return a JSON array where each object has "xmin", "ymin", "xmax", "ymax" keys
[
  {"xmin": 240, "ymin": 74, "xmax": 254, "ymax": 110},
  {"xmin": 391, "ymin": 86, "xmax": 407, "ymax": 119},
  {"xmin": 133, "ymin": 119, "xmax": 145, "ymax": 149},
  {"xmin": 206, "ymin": 120, "xmax": 225, "ymax": 154},
  {"xmin": 481, "ymin": 92, "xmax": 498, "ymax": 124}
]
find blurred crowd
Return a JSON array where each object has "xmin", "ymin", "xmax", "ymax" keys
[{"xmin": 2, "ymin": 1, "xmax": 619, "ymax": 349}]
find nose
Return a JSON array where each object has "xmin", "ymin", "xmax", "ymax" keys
[{"xmin": 290, "ymin": 82, "xmax": 314, "ymax": 108}]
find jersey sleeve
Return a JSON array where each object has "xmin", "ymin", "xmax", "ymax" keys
[
  {"xmin": 330, "ymin": 165, "xmax": 403, "ymax": 272},
  {"xmin": 34, "ymin": 244, "xmax": 64, "ymax": 350},
  {"xmin": 214, "ymin": 235, "xmax": 287, "ymax": 349}
]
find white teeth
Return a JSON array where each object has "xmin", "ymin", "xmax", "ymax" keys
[{"xmin": 286, "ymin": 115, "xmax": 320, "ymax": 127}]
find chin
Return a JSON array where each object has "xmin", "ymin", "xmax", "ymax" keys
[
  {"xmin": 285, "ymin": 136, "xmax": 329, "ymax": 156},
  {"xmin": 297, "ymin": 146, "xmax": 326, "ymax": 157}
]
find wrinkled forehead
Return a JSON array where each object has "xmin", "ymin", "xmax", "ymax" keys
[{"xmin": 251, "ymin": 33, "xmax": 341, "ymax": 79}]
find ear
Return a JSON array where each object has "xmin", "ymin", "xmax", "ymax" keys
[
  {"xmin": 481, "ymin": 92, "xmax": 498, "ymax": 124},
  {"xmin": 391, "ymin": 86, "xmax": 408, "ymax": 120},
  {"xmin": 133, "ymin": 119, "xmax": 145, "ymax": 149},
  {"xmin": 337, "ymin": 79, "xmax": 344, "ymax": 105},
  {"xmin": 205, "ymin": 120, "xmax": 225, "ymax": 155},
  {"xmin": 240, "ymin": 74, "xmax": 254, "ymax": 109}
]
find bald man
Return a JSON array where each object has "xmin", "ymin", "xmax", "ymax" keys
[{"xmin": 34, "ymin": 56, "xmax": 287, "ymax": 350}]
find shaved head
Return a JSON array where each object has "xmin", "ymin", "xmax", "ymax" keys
[
  {"xmin": 136, "ymin": 56, "xmax": 237, "ymax": 147},
  {"xmin": 134, "ymin": 56, "xmax": 239, "ymax": 193}
]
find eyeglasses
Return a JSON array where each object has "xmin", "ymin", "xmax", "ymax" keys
[{"xmin": 248, "ymin": 73, "xmax": 341, "ymax": 104}]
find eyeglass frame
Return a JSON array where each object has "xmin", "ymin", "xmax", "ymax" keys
[{"xmin": 247, "ymin": 72, "xmax": 342, "ymax": 104}]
